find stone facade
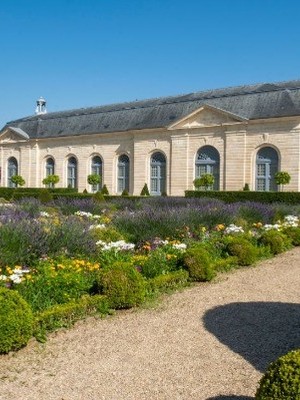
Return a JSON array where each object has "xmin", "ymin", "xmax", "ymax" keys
[{"xmin": 1, "ymin": 82, "xmax": 300, "ymax": 195}]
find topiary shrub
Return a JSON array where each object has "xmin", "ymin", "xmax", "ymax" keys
[
  {"xmin": 255, "ymin": 349, "xmax": 300, "ymax": 399},
  {"xmin": 259, "ymin": 230, "xmax": 292, "ymax": 255},
  {"xmin": 101, "ymin": 184, "xmax": 109, "ymax": 195},
  {"xmin": 121, "ymin": 189, "xmax": 129, "ymax": 196},
  {"xmin": 224, "ymin": 236, "xmax": 259, "ymax": 266},
  {"xmin": 283, "ymin": 227, "xmax": 300, "ymax": 246},
  {"xmin": 140, "ymin": 183, "xmax": 150, "ymax": 196},
  {"xmin": 183, "ymin": 244, "xmax": 216, "ymax": 281},
  {"xmin": 38, "ymin": 188, "xmax": 53, "ymax": 203},
  {"xmin": 97, "ymin": 262, "xmax": 147, "ymax": 309},
  {"xmin": 0, "ymin": 288, "xmax": 34, "ymax": 353}
]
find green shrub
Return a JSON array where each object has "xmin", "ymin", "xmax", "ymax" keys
[
  {"xmin": 214, "ymin": 256, "xmax": 239, "ymax": 272},
  {"xmin": 147, "ymin": 270, "xmax": 189, "ymax": 293},
  {"xmin": 93, "ymin": 191, "xmax": 105, "ymax": 202},
  {"xmin": 183, "ymin": 244, "xmax": 216, "ymax": 281},
  {"xmin": 97, "ymin": 262, "xmax": 147, "ymax": 309},
  {"xmin": 224, "ymin": 236, "xmax": 259, "ymax": 266},
  {"xmin": 34, "ymin": 294, "xmax": 110, "ymax": 341},
  {"xmin": 121, "ymin": 189, "xmax": 129, "ymax": 196},
  {"xmin": 16, "ymin": 258, "xmax": 100, "ymax": 312},
  {"xmin": 283, "ymin": 227, "xmax": 300, "ymax": 246},
  {"xmin": 38, "ymin": 189, "xmax": 53, "ymax": 203},
  {"xmin": 259, "ymin": 230, "xmax": 292, "ymax": 255},
  {"xmin": 140, "ymin": 183, "xmax": 150, "ymax": 196},
  {"xmin": 101, "ymin": 184, "xmax": 109, "ymax": 195},
  {"xmin": 0, "ymin": 288, "xmax": 33, "ymax": 353},
  {"xmin": 255, "ymin": 349, "xmax": 300, "ymax": 399},
  {"xmin": 141, "ymin": 248, "xmax": 178, "ymax": 279}
]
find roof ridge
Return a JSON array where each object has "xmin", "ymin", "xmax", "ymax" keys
[{"xmin": 6, "ymin": 78, "xmax": 300, "ymax": 125}]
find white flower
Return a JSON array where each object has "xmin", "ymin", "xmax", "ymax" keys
[
  {"xmin": 0, "ymin": 275, "xmax": 7, "ymax": 281},
  {"xmin": 172, "ymin": 243, "xmax": 187, "ymax": 251},
  {"xmin": 9, "ymin": 274, "xmax": 22, "ymax": 284},
  {"xmin": 89, "ymin": 224, "xmax": 106, "ymax": 230},
  {"xmin": 96, "ymin": 239, "xmax": 135, "ymax": 251},
  {"xmin": 75, "ymin": 211, "xmax": 93, "ymax": 218},
  {"xmin": 40, "ymin": 211, "xmax": 50, "ymax": 217},
  {"xmin": 224, "ymin": 224, "xmax": 244, "ymax": 234},
  {"xmin": 283, "ymin": 215, "xmax": 299, "ymax": 227},
  {"xmin": 263, "ymin": 224, "xmax": 281, "ymax": 231}
]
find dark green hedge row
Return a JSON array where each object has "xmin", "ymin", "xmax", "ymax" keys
[
  {"xmin": 0, "ymin": 187, "xmax": 78, "ymax": 200},
  {"xmin": 185, "ymin": 190, "xmax": 300, "ymax": 204}
]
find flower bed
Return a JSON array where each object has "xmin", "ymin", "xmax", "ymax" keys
[{"xmin": 0, "ymin": 197, "xmax": 300, "ymax": 353}]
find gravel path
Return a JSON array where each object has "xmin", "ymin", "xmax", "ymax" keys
[{"xmin": 1, "ymin": 248, "xmax": 300, "ymax": 400}]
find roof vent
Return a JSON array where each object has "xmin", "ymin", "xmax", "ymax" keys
[{"xmin": 35, "ymin": 96, "xmax": 47, "ymax": 115}]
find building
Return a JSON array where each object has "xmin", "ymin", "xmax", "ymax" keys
[{"xmin": 1, "ymin": 80, "xmax": 300, "ymax": 195}]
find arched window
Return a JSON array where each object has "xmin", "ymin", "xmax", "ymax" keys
[
  {"xmin": 45, "ymin": 158, "xmax": 55, "ymax": 187},
  {"xmin": 256, "ymin": 147, "xmax": 279, "ymax": 191},
  {"xmin": 150, "ymin": 152, "xmax": 166, "ymax": 195},
  {"xmin": 91, "ymin": 156, "xmax": 102, "ymax": 192},
  {"xmin": 67, "ymin": 157, "xmax": 77, "ymax": 188},
  {"xmin": 7, "ymin": 157, "xmax": 18, "ymax": 188},
  {"xmin": 117, "ymin": 154, "xmax": 129, "ymax": 193},
  {"xmin": 195, "ymin": 146, "xmax": 220, "ymax": 190}
]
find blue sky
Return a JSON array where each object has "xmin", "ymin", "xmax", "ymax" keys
[{"xmin": 1, "ymin": 0, "xmax": 300, "ymax": 128}]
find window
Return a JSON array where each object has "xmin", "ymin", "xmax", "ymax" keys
[
  {"xmin": 150, "ymin": 152, "xmax": 166, "ymax": 195},
  {"xmin": 7, "ymin": 157, "xmax": 18, "ymax": 188},
  {"xmin": 91, "ymin": 156, "xmax": 102, "ymax": 192},
  {"xmin": 45, "ymin": 158, "xmax": 55, "ymax": 187},
  {"xmin": 256, "ymin": 147, "xmax": 279, "ymax": 191},
  {"xmin": 195, "ymin": 146, "xmax": 220, "ymax": 190},
  {"xmin": 117, "ymin": 154, "xmax": 129, "ymax": 193},
  {"xmin": 67, "ymin": 157, "xmax": 77, "ymax": 188}
]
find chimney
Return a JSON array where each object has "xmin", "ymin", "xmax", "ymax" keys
[{"xmin": 35, "ymin": 96, "xmax": 47, "ymax": 115}]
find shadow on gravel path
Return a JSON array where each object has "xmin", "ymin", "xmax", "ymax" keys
[{"xmin": 203, "ymin": 302, "xmax": 300, "ymax": 373}]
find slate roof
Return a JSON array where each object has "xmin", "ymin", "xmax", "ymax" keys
[{"xmin": 3, "ymin": 79, "xmax": 300, "ymax": 140}]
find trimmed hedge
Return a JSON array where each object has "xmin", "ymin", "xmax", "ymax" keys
[
  {"xmin": 34, "ymin": 294, "xmax": 111, "ymax": 341},
  {"xmin": 185, "ymin": 190, "xmax": 300, "ymax": 204},
  {"xmin": 147, "ymin": 270, "xmax": 189, "ymax": 293}
]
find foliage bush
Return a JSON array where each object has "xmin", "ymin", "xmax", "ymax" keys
[
  {"xmin": 282, "ymin": 227, "xmax": 300, "ymax": 246},
  {"xmin": 183, "ymin": 244, "xmax": 216, "ymax": 281},
  {"xmin": 140, "ymin": 183, "xmax": 150, "ymax": 196},
  {"xmin": 101, "ymin": 184, "xmax": 109, "ymax": 195},
  {"xmin": 0, "ymin": 288, "xmax": 33, "ymax": 353},
  {"xmin": 255, "ymin": 349, "xmax": 300, "ymax": 399},
  {"xmin": 259, "ymin": 230, "xmax": 292, "ymax": 255},
  {"xmin": 97, "ymin": 262, "xmax": 147, "ymax": 309},
  {"xmin": 38, "ymin": 189, "xmax": 53, "ymax": 203},
  {"xmin": 34, "ymin": 294, "xmax": 111, "ymax": 342},
  {"xmin": 140, "ymin": 248, "xmax": 179, "ymax": 278},
  {"xmin": 223, "ymin": 236, "xmax": 259, "ymax": 266},
  {"xmin": 16, "ymin": 257, "xmax": 100, "ymax": 312},
  {"xmin": 147, "ymin": 270, "xmax": 189, "ymax": 293}
]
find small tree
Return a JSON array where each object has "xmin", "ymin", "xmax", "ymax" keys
[
  {"xmin": 275, "ymin": 171, "xmax": 291, "ymax": 191},
  {"xmin": 101, "ymin": 184, "xmax": 109, "ymax": 195},
  {"xmin": 87, "ymin": 174, "xmax": 101, "ymax": 192},
  {"xmin": 140, "ymin": 183, "xmax": 150, "ymax": 196},
  {"xmin": 10, "ymin": 175, "xmax": 25, "ymax": 187},
  {"xmin": 193, "ymin": 174, "xmax": 215, "ymax": 191},
  {"xmin": 42, "ymin": 174, "xmax": 60, "ymax": 188}
]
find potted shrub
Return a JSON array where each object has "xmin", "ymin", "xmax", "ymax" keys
[
  {"xmin": 87, "ymin": 174, "xmax": 101, "ymax": 192},
  {"xmin": 193, "ymin": 174, "xmax": 215, "ymax": 191},
  {"xmin": 42, "ymin": 174, "xmax": 60, "ymax": 188},
  {"xmin": 275, "ymin": 171, "xmax": 291, "ymax": 191},
  {"xmin": 10, "ymin": 175, "xmax": 25, "ymax": 187}
]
